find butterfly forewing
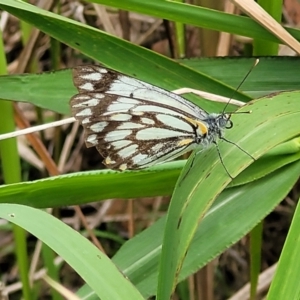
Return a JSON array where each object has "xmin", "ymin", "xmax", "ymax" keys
[{"xmin": 70, "ymin": 65, "xmax": 209, "ymax": 170}]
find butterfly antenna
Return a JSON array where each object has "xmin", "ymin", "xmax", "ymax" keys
[{"xmin": 222, "ymin": 58, "xmax": 260, "ymax": 114}]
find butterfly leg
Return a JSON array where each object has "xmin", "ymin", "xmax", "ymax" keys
[
  {"xmin": 213, "ymin": 141, "xmax": 233, "ymax": 179},
  {"xmin": 220, "ymin": 137, "xmax": 255, "ymax": 161}
]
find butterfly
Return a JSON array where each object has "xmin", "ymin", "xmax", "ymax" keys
[{"xmin": 70, "ymin": 65, "xmax": 235, "ymax": 172}]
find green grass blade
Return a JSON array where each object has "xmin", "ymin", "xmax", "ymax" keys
[
  {"xmin": 157, "ymin": 91, "xmax": 300, "ymax": 299},
  {"xmin": 1, "ymin": 136, "xmax": 298, "ymax": 208},
  {"xmin": 182, "ymin": 57, "xmax": 300, "ymax": 98},
  {"xmin": 252, "ymin": 1, "xmax": 282, "ymax": 296},
  {"xmin": 0, "ymin": 0, "xmax": 251, "ymax": 113},
  {"xmin": 0, "ymin": 162, "xmax": 182, "ymax": 207},
  {"xmin": 0, "ymin": 58, "xmax": 300, "ymax": 115},
  {"xmin": 267, "ymin": 196, "xmax": 300, "ymax": 299},
  {"xmin": 88, "ymin": 0, "xmax": 300, "ymax": 44},
  {"xmin": 0, "ymin": 204, "xmax": 144, "ymax": 300},
  {"xmin": 0, "ymin": 28, "xmax": 32, "ymax": 300},
  {"xmin": 75, "ymin": 159, "xmax": 300, "ymax": 299}
]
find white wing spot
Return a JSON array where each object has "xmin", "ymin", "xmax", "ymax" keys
[
  {"xmin": 117, "ymin": 123, "xmax": 144, "ymax": 130},
  {"xmin": 105, "ymin": 130, "xmax": 132, "ymax": 142},
  {"xmin": 87, "ymin": 134, "xmax": 98, "ymax": 145},
  {"xmin": 99, "ymin": 68, "xmax": 108, "ymax": 73},
  {"xmin": 141, "ymin": 118, "xmax": 155, "ymax": 125},
  {"xmin": 118, "ymin": 98, "xmax": 140, "ymax": 104},
  {"xmin": 107, "ymin": 103, "xmax": 135, "ymax": 112},
  {"xmin": 136, "ymin": 128, "xmax": 190, "ymax": 140},
  {"xmin": 151, "ymin": 143, "xmax": 165, "ymax": 152},
  {"xmin": 72, "ymin": 98, "xmax": 100, "ymax": 108},
  {"xmin": 109, "ymin": 77, "xmax": 144, "ymax": 95},
  {"xmin": 82, "ymin": 118, "xmax": 90, "ymax": 124},
  {"xmin": 90, "ymin": 121, "xmax": 108, "ymax": 133},
  {"xmin": 93, "ymin": 93, "xmax": 105, "ymax": 98},
  {"xmin": 132, "ymin": 153, "xmax": 148, "ymax": 164},
  {"xmin": 79, "ymin": 82, "xmax": 94, "ymax": 91},
  {"xmin": 133, "ymin": 105, "xmax": 179, "ymax": 116},
  {"xmin": 76, "ymin": 108, "xmax": 92, "ymax": 117},
  {"xmin": 111, "ymin": 140, "xmax": 131, "ymax": 149},
  {"xmin": 135, "ymin": 156, "xmax": 154, "ymax": 166},
  {"xmin": 74, "ymin": 95, "xmax": 90, "ymax": 100},
  {"xmin": 156, "ymin": 114, "xmax": 192, "ymax": 132},
  {"xmin": 80, "ymin": 73, "xmax": 102, "ymax": 81},
  {"xmin": 118, "ymin": 144, "xmax": 138, "ymax": 158},
  {"xmin": 132, "ymin": 111, "xmax": 144, "ymax": 116},
  {"xmin": 110, "ymin": 114, "xmax": 132, "ymax": 121}
]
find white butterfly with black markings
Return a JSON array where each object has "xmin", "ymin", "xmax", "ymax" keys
[{"xmin": 70, "ymin": 65, "xmax": 235, "ymax": 172}]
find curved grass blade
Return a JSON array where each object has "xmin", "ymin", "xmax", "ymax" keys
[
  {"xmin": 0, "ymin": 0, "xmax": 251, "ymax": 114},
  {"xmin": 157, "ymin": 91, "xmax": 300, "ymax": 299},
  {"xmin": 76, "ymin": 159, "xmax": 300, "ymax": 299},
  {"xmin": 0, "ymin": 204, "xmax": 144, "ymax": 300}
]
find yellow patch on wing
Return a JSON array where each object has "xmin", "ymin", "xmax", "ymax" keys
[
  {"xmin": 104, "ymin": 157, "xmax": 116, "ymax": 165},
  {"xmin": 184, "ymin": 117, "xmax": 208, "ymax": 135},
  {"xmin": 177, "ymin": 139, "xmax": 194, "ymax": 147},
  {"xmin": 119, "ymin": 163, "xmax": 127, "ymax": 171}
]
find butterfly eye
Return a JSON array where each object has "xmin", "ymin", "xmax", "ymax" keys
[
  {"xmin": 226, "ymin": 120, "xmax": 233, "ymax": 129},
  {"xmin": 217, "ymin": 116, "xmax": 228, "ymax": 129}
]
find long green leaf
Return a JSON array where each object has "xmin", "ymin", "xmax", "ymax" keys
[
  {"xmin": 0, "ymin": 138, "xmax": 298, "ymax": 208},
  {"xmin": 89, "ymin": 0, "xmax": 300, "ymax": 44},
  {"xmin": 267, "ymin": 196, "xmax": 300, "ymax": 299},
  {"xmin": 1, "ymin": 58, "xmax": 300, "ymax": 115},
  {"xmin": 0, "ymin": 204, "xmax": 144, "ymax": 300},
  {"xmin": 76, "ymin": 160, "xmax": 300, "ymax": 299},
  {"xmin": 0, "ymin": 0, "xmax": 251, "ymax": 114},
  {"xmin": 0, "ymin": 162, "xmax": 181, "ymax": 207},
  {"xmin": 158, "ymin": 91, "xmax": 300, "ymax": 299},
  {"xmin": 182, "ymin": 57, "xmax": 300, "ymax": 98}
]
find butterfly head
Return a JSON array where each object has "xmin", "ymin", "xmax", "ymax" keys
[
  {"xmin": 203, "ymin": 113, "xmax": 233, "ymax": 144},
  {"xmin": 218, "ymin": 113, "xmax": 233, "ymax": 130}
]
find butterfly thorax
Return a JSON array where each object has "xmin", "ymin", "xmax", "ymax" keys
[{"xmin": 197, "ymin": 113, "xmax": 232, "ymax": 147}]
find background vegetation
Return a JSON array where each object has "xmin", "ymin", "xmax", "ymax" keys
[{"xmin": 0, "ymin": 1, "xmax": 299, "ymax": 299}]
